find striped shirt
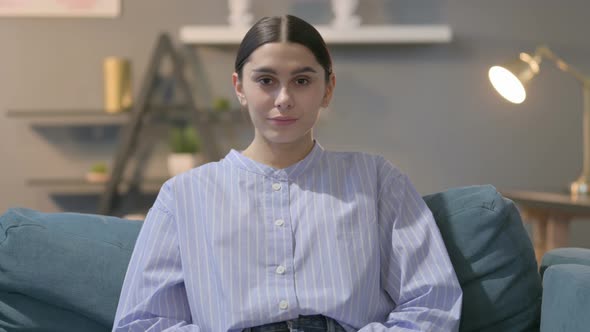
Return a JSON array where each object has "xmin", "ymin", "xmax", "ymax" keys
[{"xmin": 112, "ymin": 142, "xmax": 462, "ymax": 332}]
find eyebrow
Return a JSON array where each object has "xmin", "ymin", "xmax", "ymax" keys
[{"xmin": 251, "ymin": 66, "xmax": 318, "ymax": 75}]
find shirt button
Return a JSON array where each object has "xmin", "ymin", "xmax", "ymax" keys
[
  {"xmin": 272, "ymin": 183, "xmax": 282, "ymax": 191},
  {"xmin": 275, "ymin": 219, "xmax": 285, "ymax": 226},
  {"xmin": 276, "ymin": 265, "xmax": 286, "ymax": 274},
  {"xmin": 279, "ymin": 300, "xmax": 289, "ymax": 310}
]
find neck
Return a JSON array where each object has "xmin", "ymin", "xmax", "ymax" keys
[{"xmin": 241, "ymin": 136, "xmax": 315, "ymax": 169}]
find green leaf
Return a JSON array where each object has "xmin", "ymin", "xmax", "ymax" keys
[{"xmin": 169, "ymin": 126, "xmax": 201, "ymax": 153}]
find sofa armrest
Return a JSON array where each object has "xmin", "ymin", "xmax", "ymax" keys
[
  {"xmin": 540, "ymin": 263, "xmax": 590, "ymax": 332},
  {"xmin": 540, "ymin": 247, "xmax": 590, "ymax": 277}
]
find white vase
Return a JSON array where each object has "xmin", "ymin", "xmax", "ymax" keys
[
  {"xmin": 228, "ymin": 0, "xmax": 253, "ymax": 28},
  {"xmin": 330, "ymin": 0, "xmax": 361, "ymax": 28},
  {"xmin": 167, "ymin": 153, "xmax": 206, "ymax": 177}
]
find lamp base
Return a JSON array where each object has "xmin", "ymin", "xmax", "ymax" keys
[{"xmin": 570, "ymin": 177, "xmax": 590, "ymax": 196}]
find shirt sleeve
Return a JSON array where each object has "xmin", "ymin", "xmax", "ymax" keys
[
  {"xmin": 112, "ymin": 181, "xmax": 200, "ymax": 332},
  {"xmin": 358, "ymin": 165, "xmax": 462, "ymax": 331}
]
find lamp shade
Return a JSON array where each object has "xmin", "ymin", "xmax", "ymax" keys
[{"xmin": 488, "ymin": 52, "xmax": 540, "ymax": 104}]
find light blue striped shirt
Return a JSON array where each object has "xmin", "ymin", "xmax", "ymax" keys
[{"xmin": 113, "ymin": 142, "xmax": 462, "ymax": 332}]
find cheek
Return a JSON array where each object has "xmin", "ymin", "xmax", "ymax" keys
[
  {"xmin": 243, "ymin": 86, "xmax": 274, "ymax": 107},
  {"xmin": 300, "ymin": 88, "xmax": 326, "ymax": 106}
]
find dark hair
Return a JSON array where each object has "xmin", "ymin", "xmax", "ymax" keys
[{"xmin": 234, "ymin": 15, "xmax": 333, "ymax": 82}]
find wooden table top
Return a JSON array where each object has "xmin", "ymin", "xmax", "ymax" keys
[{"xmin": 501, "ymin": 190, "xmax": 590, "ymax": 216}]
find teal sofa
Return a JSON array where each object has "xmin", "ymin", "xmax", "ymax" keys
[{"xmin": 1, "ymin": 185, "xmax": 589, "ymax": 331}]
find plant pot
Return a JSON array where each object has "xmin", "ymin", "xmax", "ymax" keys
[
  {"xmin": 167, "ymin": 153, "xmax": 206, "ymax": 177},
  {"xmin": 86, "ymin": 172, "xmax": 110, "ymax": 183}
]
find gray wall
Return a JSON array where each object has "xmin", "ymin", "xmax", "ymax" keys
[{"xmin": 1, "ymin": 0, "xmax": 589, "ymax": 247}]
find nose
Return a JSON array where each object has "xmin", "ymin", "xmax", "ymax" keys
[{"xmin": 275, "ymin": 86, "xmax": 293, "ymax": 111}]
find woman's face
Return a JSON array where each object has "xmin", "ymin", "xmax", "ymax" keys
[{"xmin": 233, "ymin": 42, "xmax": 335, "ymax": 146}]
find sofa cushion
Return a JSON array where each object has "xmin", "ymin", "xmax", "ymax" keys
[
  {"xmin": 540, "ymin": 264, "xmax": 590, "ymax": 332},
  {"xmin": 0, "ymin": 291, "xmax": 106, "ymax": 332},
  {"xmin": 0, "ymin": 207, "xmax": 142, "ymax": 330},
  {"xmin": 424, "ymin": 185, "xmax": 542, "ymax": 332},
  {"xmin": 540, "ymin": 247, "xmax": 590, "ymax": 277}
]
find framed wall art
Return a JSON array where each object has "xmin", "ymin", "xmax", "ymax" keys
[{"xmin": 0, "ymin": 0, "xmax": 120, "ymax": 18}]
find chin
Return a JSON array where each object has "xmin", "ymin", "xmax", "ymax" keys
[
  {"xmin": 266, "ymin": 137, "xmax": 299, "ymax": 145},
  {"xmin": 263, "ymin": 133, "xmax": 305, "ymax": 145}
]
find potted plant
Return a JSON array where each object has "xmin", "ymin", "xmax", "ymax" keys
[
  {"xmin": 86, "ymin": 162, "xmax": 110, "ymax": 183},
  {"xmin": 213, "ymin": 96, "xmax": 231, "ymax": 112},
  {"xmin": 167, "ymin": 125, "xmax": 205, "ymax": 176},
  {"xmin": 210, "ymin": 96, "xmax": 232, "ymax": 122}
]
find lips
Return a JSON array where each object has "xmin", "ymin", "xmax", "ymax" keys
[{"xmin": 268, "ymin": 117, "xmax": 297, "ymax": 126}]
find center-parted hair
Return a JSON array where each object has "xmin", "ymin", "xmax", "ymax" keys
[{"xmin": 234, "ymin": 15, "xmax": 333, "ymax": 82}]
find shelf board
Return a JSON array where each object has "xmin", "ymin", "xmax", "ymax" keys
[
  {"xmin": 5, "ymin": 109, "xmax": 130, "ymax": 125},
  {"xmin": 180, "ymin": 24, "xmax": 452, "ymax": 45},
  {"xmin": 27, "ymin": 177, "xmax": 168, "ymax": 194},
  {"xmin": 5, "ymin": 108, "xmax": 249, "ymax": 125}
]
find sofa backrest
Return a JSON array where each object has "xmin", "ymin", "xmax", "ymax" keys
[
  {"xmin": 424, "ymin": 185, "xmax": 542, "ymax": 332},
  {"xmin": 0, "ymin": 208, "xmax": 142, "ymax": 331}
]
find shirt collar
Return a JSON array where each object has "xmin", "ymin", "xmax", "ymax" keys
[{"xmin": 223, "ymin": 141, "xmax": 325, "ymax": 181}]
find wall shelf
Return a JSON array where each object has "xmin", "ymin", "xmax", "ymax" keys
[
  {"xmin": 6, "ymin": 34, "xmax": 251, "ymax": 215},
  {"xmin": 6, "ymin": 109, "xmax": 130, "ymax": 126},
  {"xmin": 27, "ymin": 177, "xmax": 167, "ymax": 195},
  {"xmin": 5, "ymin": 108, "xmax": 248, "ymax": 126},
  {"xmin": 179, "ymin": 24, "xmax": 452, "ymax": 45}
]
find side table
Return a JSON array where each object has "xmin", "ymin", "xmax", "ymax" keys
[{"xmin": 501, "ymin": 190, "xmax": 590, "ymax": 263}]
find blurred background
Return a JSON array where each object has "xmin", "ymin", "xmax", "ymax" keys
[{"xmin": 1, "ymin": 0, "xmax": 589, "ymax": 247}]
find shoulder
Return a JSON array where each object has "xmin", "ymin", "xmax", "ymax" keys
[
  {"xmin": 175, "ymin": 159, "xmax": 226, "ymax": 180},
  {"xmin": 322, "ymin": 149, "xmax": 376, "ymax": 165},
  {"xmin": 323, "ymin": 150, "xmax": 403, "ymax": 178},
  {"xmin": 153, "ymin": 160, "xmax": 227, "ymax": 213}
]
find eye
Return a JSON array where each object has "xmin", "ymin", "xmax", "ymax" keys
[
  {"xmin": 294, "ymin": 77, "xmax": 311, "ymax": 86},
  {"xmin": 257, "ymin": 77, "xmax": 274, "ymax": 86}
]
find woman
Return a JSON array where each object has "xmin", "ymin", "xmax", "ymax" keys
[{"xmin": 113, "ymin": 15, "xmax": 462, "ymax": 332}]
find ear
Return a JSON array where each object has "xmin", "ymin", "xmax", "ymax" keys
[
  {"xmin": 321, "ymin": 73, "xmax": 336, "ymax": 108},
  {"xmin": 232, "ymin": 72, "xmax": 248, "ymax": 107}
]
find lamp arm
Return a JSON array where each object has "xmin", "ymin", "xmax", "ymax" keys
[
  {"xmin": 536, "ymin": 45, "xmax": 590, "ymax": 86},
  {"xmin": 583, "ymin": 85, "xmax": 590, "ymax": 184},
  {"xmin": 536, "ymin": 46, "xmax": 590, "ymax": 193}
]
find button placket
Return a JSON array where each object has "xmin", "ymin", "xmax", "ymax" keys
[{"xmin": 270, "ymin": 178, "xmax": 293, "ymax": 313}]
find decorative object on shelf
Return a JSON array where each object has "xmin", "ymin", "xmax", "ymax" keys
[
  {"xmin": 86, "ymin": 162, "xmax": 110, "ymax": 183},
  {"xmin": 123, "ymin": 213, "xmax": 145, "ymax": 221},
  {"xmin": 331, "ymin": 0, "xmax": 361, "ymax": 28},
  {"xmin": 167, "ymin": 125, "xmax": 205, "ymax": 177},
  {"xmin": 0, "ymin": 0, "xmax": 121, "ymax": 18},
  {"xmin": 210, "ymin": 96, "xmax": 232, "ymax": 121},
  {"xmin": 103, "ymin": 56, "xmax": 133, "ymax": 113},
  {"xmin": 488, "ymin": 45, "xmax": 590, "ymax": 196},
  {"xmin": 227, "ymin": 0, "xmax": 253, "ymax": 28},
  {"xmin": 213, "ymin": 96, "xmax": 231, "ymax": 112}
]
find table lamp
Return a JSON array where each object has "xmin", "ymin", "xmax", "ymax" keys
[{"xmin": 488, "ymin": 45, "xmax": 590, "ymax": 195}]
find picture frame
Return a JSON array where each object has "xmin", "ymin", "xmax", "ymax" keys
[{"xmin": 0, "ymin": 0, "xmax": 121, "ymax": 18}]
